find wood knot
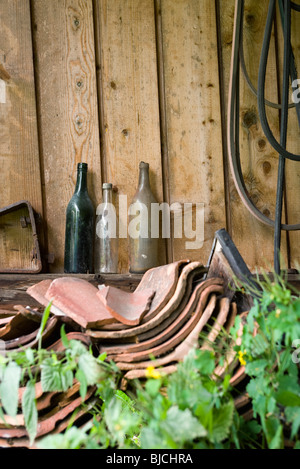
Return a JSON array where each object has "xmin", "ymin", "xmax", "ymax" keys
[
  {"xmin": 262, "ymin": 161, "xmax": 272, "ymax": 175},
  {"xmin": 242, "ymin": 110, "xmax": 257, "ymax": 129}
]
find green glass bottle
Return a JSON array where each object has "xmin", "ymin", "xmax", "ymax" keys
[{"xmin": 64, "ymin": 162, "xmax": 95, "ymax": 273}]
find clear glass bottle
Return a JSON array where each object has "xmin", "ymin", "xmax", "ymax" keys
[
  {"xmin": 64, "ymin": 162, "xmax": 94, "ymax": 273},
  {"xmin": 94, "ymin": 183, "xmax": 118, "ymax": 273},
  {"xmin": 128, "ymin": 161, "xmax": 159, "ymax": 273}
]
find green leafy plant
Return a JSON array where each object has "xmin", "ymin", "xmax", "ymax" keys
[
  {"xmin": 39, "ymin": 349, "xmax": 245, "ymax": 449},
  {"xmin": 232, "ymin": 272, "xmax": 300, "ymax": 448},
  {"xmin": 0, "ymin": 303, "xmax": 120, "ymax": 445},
  {"xmin": 134, "ymin": 349, "xmax": 238, "ymax": 449}
]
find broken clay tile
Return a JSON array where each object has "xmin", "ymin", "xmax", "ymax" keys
[
  {"xmin": 27, "ymin": 279, "xmax": 66, "ymax": 317},
  {"xmin": 0, "ymin": 316, "xmax": 13, "ymax": 327},
  {"xmin": 133, "ymin": 265, "xmax": 209, "ymax": 343},
  {"xmin": 0, "ymin": 312, "xmax": 40, "ymax": 340},
  {"xmin": 97, "ymin": 286, "xmax": 155, "ymax": 326},
  {"xmin": 4, "ymin": 316, "xmax": 59, "ymax": 352},
  {"xmin": 230, "ymin": 365, "xmax": 246, "ymax": 387},
  {"xmin": 27, "ymin": 279, "xmax": 52, "ymax": 307},
  {"xmin": 97, "ymin": 260, "xmax": 191, "ymax": 332},
  {"xmin": 45, "ymin": 277, "xmax": 116, "ymax": 329},
  {"xmin": 87, "ymin": 262, "xmax": 209, "ymax": 340},
  {"xmin": 135, "ymin": 260, "xmax": 190, "ymax": 322}
]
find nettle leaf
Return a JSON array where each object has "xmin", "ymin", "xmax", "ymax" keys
[
  {"xmin": 61, "ymin": 368, "xmax": 74, "ymax": 391},
  {"xmin": 264, "ymin": 416, "xmax": 283, "ymax": 449},
  {"xmin": 41, "ymin": 360, "xmax": 73, "ymax": 392},
  {"xmin": 161, "ymin": 406, "xmax": 207, "ymax": 444},
  {"xmin": 250, "ymin": 334, "xmax": 269, "ymax": 357},
  {"xmin": 0, "ymin": 361, "xmax": 21, "ymax": 417},
  {"xmin": 145, "ymin": 378, "xmax": 162, "ymax": 398},
  {"xmin": 22, "ymin": 380, "xmax": 38, "ymax": 445},
  {"xmin": 41, "ymin": 364, "xmax": 62, "ymax": 392},
  {"xmin": 192, "ymin": 349, "xmax": 216, "ymax": 376},
  {"xmin": 211, "ymin": 400, "xmax": 234, "ymax": 444},
  {"xmin": 115, "ymin": 390, "xmax": 136, "ymax": 413},
  {"xmin": 275, "ymin": 375, "xmax": 300, "ymax": 407},
  {"xmin": 78, "ymin": 352, "xmax": 103, "ymax": 386},
  {"xmin": 285, "ymin": 406, "xmax": 300, "ymax": 440},
  {"xmin": 245, "ymin": 359, "xmax": 269, "ymax": 377},
  {"xmin": 69, "ymin": 340, "xmax": 89, "ymax": 356},
  {"xmin": 275, "ymin": 390, "xmax": 300, "ymax": 407},
  {"xmin": 141, "ymin": 427, "xmax": 170, "ymax": 450}
]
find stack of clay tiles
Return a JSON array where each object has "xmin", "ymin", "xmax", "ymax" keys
[
  {"xmin": 26, "ymin": 260, "xmax": 246, "ymax": 387},
  {"xmin": 0, "ymin": 260, "xmax": 250, "ymax": 447}
]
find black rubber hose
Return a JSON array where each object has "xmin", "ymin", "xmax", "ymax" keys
[
  {"xmin": 274, "ymin": 0, "xmax": 291, "ymax": 274},
  {"xmin": 291, "ymin": 1, "xmax": 300, "ymax": 11},
  {"xmin": 257, "ymin": 0, "xmax": 300, "ymax": 162},
  {"xmin": 278, "ymin": 0, "xmax": 300, "ymax": 127},
  {"xmin": 227, "ymin": 0, "xmax": 300, "ymax": 231}
]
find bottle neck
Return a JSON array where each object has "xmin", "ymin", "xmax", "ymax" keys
[
  {"xmin": 138, "ymin": 164, "xmax": 151, "ymax": 190},
  {"xmin": 102, "ymin": 188, "xmax": 112, "ymax": 204},
  {"xmin": 74, "ymin": 169, "xmax": 88, "ymax": 194}
]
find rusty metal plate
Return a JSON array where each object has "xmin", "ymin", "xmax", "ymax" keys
[{"xmin": 0, "ymin": 200, "xmax": 42, "ymax": 273}]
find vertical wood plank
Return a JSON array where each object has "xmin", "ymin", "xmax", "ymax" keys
[
  {"xmin": 219, "ymin": 0, "xmax": 288, "ymax": 271},
  {"xmin": 95, "ymin": 0, "xmax": 165, "ymax": 273},
  {"xmin": 160, "ymin": 0, "xmax": 226, "ymax": 266},
  {"xmin": 276, "ymin": 5, "xmax": 300, "ymax": 269},
  {"xmin": 0, "ymin": 0, "xmax": 43, "ymax": 215},
  {"xmin": 31, "ymin": 0, "xmax": 101, "ymax": 272}
]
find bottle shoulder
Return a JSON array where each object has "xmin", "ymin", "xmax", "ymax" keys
[
  {"xmin": 67, "ymin": 193, "xmax": 94, "ymax": 213},
  {"xmin": 131, "ymin": 187, "xmax": 157, "ymax": 205}
]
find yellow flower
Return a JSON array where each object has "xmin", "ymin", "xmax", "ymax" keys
[
  {"xmin": 275, "ymin": 308, "xmax": 281, "ymax": 318},
  {"xmin": 145, "ymin": 366, "xmax": 161, "ymax": 379},
  {"xmin": 238, "ymin": 350, "xmax": 247, "ymax": 366}
]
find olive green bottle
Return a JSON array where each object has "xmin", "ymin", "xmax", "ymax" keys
[
  {"xmin": 64, "ymin": 163, "xmax": 94, "ymax": 273},
  {"xmin": 128, "ymin": 161, "xmax": 159, "ymax": 273}
]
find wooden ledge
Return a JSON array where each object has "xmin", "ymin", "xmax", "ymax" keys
[{"xmin": 0, "ymin": 273, "xmax": 142, "ymax": 310}]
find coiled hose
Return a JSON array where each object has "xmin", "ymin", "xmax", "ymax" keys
[{"xmin": 227, "ymin": 0, "xmax": 300, "ymax": 274}]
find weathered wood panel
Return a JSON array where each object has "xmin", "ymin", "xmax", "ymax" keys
[
  {"xmin": 159, "ymin": 0, "xmax": 226, "ymax": 266},
  {"xmin": 218, "ymin": 0, "xmax": 288, "ymax": 271},
  {"xmin": 1, "ymin": 0, "xmax": 299, "ymax": 275},
  {"xmin": 31, "ymin": 0, "xmax": 102, "ymax": 272},
  {"xmin": 94, "ymin": 0, "xmax": 166, "ymax": 273},
  {"xmin": 0, "ymin": 0, "xmax": 43, "ymax": 269}
]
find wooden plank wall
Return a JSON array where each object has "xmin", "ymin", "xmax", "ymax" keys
[
  {"xmin": 0, "ymin": 0, "xmax": 44, "ymax": 270},
  {"xmin": 0, "ymin": 0, "xmax": 299, "ymax": 274}
]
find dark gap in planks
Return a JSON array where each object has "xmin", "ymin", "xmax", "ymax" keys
[
  {"xmin": 215, "ymin": 0, "xmax": 232, "ymax": 238},
  {"xmin": 29, "ymin": 0, "xmax": 48, "ymax": 272},
  {"xmin": 154, "ymin": 0, "xmax": 173, "ymax": 264},
  {"xmin": 92, "ymin": 0, "xmax": 107, "ymax": 185}
]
